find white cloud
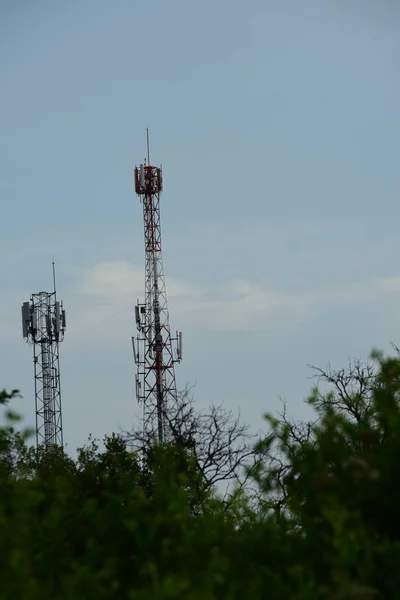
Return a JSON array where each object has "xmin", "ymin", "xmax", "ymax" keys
[
  {"xmin": 2, "ymin": 261, "xmax": 400, "ymax": 345},
  {"xmin": 64, "ymin": 260, "xmax": 400, "ymax": 342}
]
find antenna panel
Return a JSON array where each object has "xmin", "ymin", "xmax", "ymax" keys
[
  {"xmin": 21, "ymin": 302, "xmax": 30, "ymax": 338},
  {"xmin": 55, "ymin": 302, "xmax": 61, "ymax": 332},
  {"xmin": 136, "ymin": 375, "xmax": 141, "ymax": 401},
  {"xmin": 139, "ymin": 165, "xmax": 144, "ymax": 189},
  {"xmin": 46, "ymin": 315, "xmax": 51, "ymax": 336},
  {"xmin": 157, "ymin": 168, "xmax": 163, "ymax": 192},
  {"xmin": 132, "ymin": 336, "xmax": 137, "ymax": 364},
  {"xmin": 178, "ymin": 331, "xmax": 182, "ymax": 360}
]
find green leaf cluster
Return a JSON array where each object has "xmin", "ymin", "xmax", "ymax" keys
[{"xmin": 1, "ymin": 351, "xmax": 400, "ymax": 598}]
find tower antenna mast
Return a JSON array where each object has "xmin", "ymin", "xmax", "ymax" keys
[
  {"xmin": 52, "ymin": 259, "xmax": 56, "ymax": 293},
  {"xmin": 132, "ymin": 133, "xmax": 182, "ymax": 442},
  {"xmin": 146, "ymin": 127, "xmax": 150, "ymax": 165},
  {"xmin": 21, "ymin": 264, "xmax": 67, "ymax": 449}
]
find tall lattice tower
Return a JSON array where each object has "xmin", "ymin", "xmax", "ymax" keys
[
  {"xmin": 21, "ymin": 265, "xmax": 66, "ymax": 449},
  {"xmin": 132, "ymin": 133, "xmax": 182, "ymax": 443}
]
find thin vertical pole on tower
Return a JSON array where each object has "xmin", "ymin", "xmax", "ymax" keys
[
  {"xmin": 146, "ymin": 128, "xmax": 151, "ymax": 166},
  {"xmin": 52, "ymin": 260, "xmax": 57, "ymax": 294}
]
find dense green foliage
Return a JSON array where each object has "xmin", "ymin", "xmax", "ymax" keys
[{"xmin": 2, "ymin": 350, "xmax": 400, "ymax": 598}]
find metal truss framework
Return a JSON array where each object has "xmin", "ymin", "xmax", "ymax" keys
[
  {"xmin": 133, "ymin": 161, "xmax": 182, "ymax": 442},
  {"xmin": 22, "ymin": 290, "xmax": 66, "ymax": 449}
]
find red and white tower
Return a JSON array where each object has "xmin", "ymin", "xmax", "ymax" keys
[{"xmin": 132, "ymin": 133, "xmax": 182, "ymax": 442}]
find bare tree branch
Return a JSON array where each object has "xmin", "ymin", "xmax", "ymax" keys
[
  {"xmin": 124, "ymin": 386, "xmax": 258, "ymax": 497},
  {"xmin": 307, "ymin": 358, "xmax": 378, "ymax": 424}
]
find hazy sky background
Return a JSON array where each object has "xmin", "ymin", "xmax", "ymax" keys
[{"xmin": 1, "ymin": 0, "xmax": 399, "ymax": 450}]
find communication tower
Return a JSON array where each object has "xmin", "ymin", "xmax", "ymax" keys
[
  {"xmin": 21, "ymin": 264, "xmax": 66, "ymax": 449},
  {"xmin": 132, "ymin": 132, "xmax": 182, "ymax": 442}
]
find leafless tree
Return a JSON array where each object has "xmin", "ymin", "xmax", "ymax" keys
[
  {"xmin": 248, "ymin": 400, "xmax": 318, "ymax": 516},
  {"xmin": 307, "ymin": 358, "xmax": 379, "ymax": 425},
  {"xmin": 124, "ymin": 386, "xmax": 259, "ymax": 497},
  {"xmin": 125, "ymin": 355, "xmax": 389, "ymax": 513},
  {"xmin": 252, "ymin": 357, "xmax": 383, "ymax": 515}
]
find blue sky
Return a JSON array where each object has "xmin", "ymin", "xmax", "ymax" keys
[{"xmin": 1, "ymin": 0, "xmax": 399, "ymax": 450}]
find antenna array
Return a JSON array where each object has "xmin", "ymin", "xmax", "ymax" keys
[
  {"xmin": 132, "ymin": 137, "xmax": 182, "ymax": 442},
  {"xmin": 21, "ymin": 274, "xmax": 66, "ymax": 449}
]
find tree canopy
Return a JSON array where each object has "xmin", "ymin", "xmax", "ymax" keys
[{"xmin": 1, "ymin": 349, "xmax": 400, "ymax": 598}]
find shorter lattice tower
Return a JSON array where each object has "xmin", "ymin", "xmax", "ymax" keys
[
  {"xmin": 21, "ymin": 264, "xmax": 66, "ymax": 449},
  {"xmin": 132, "ymin": 132, "xmax": 182, "ymax": 443}
]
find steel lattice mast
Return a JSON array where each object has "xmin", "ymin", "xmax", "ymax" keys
[
  {"xmin": 21, "ymin": 264, "xmax": 66, "ymax": 449},
  {"xmin": 132, "ymin": 133, "xmax": 182, "ymax": 443}
]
